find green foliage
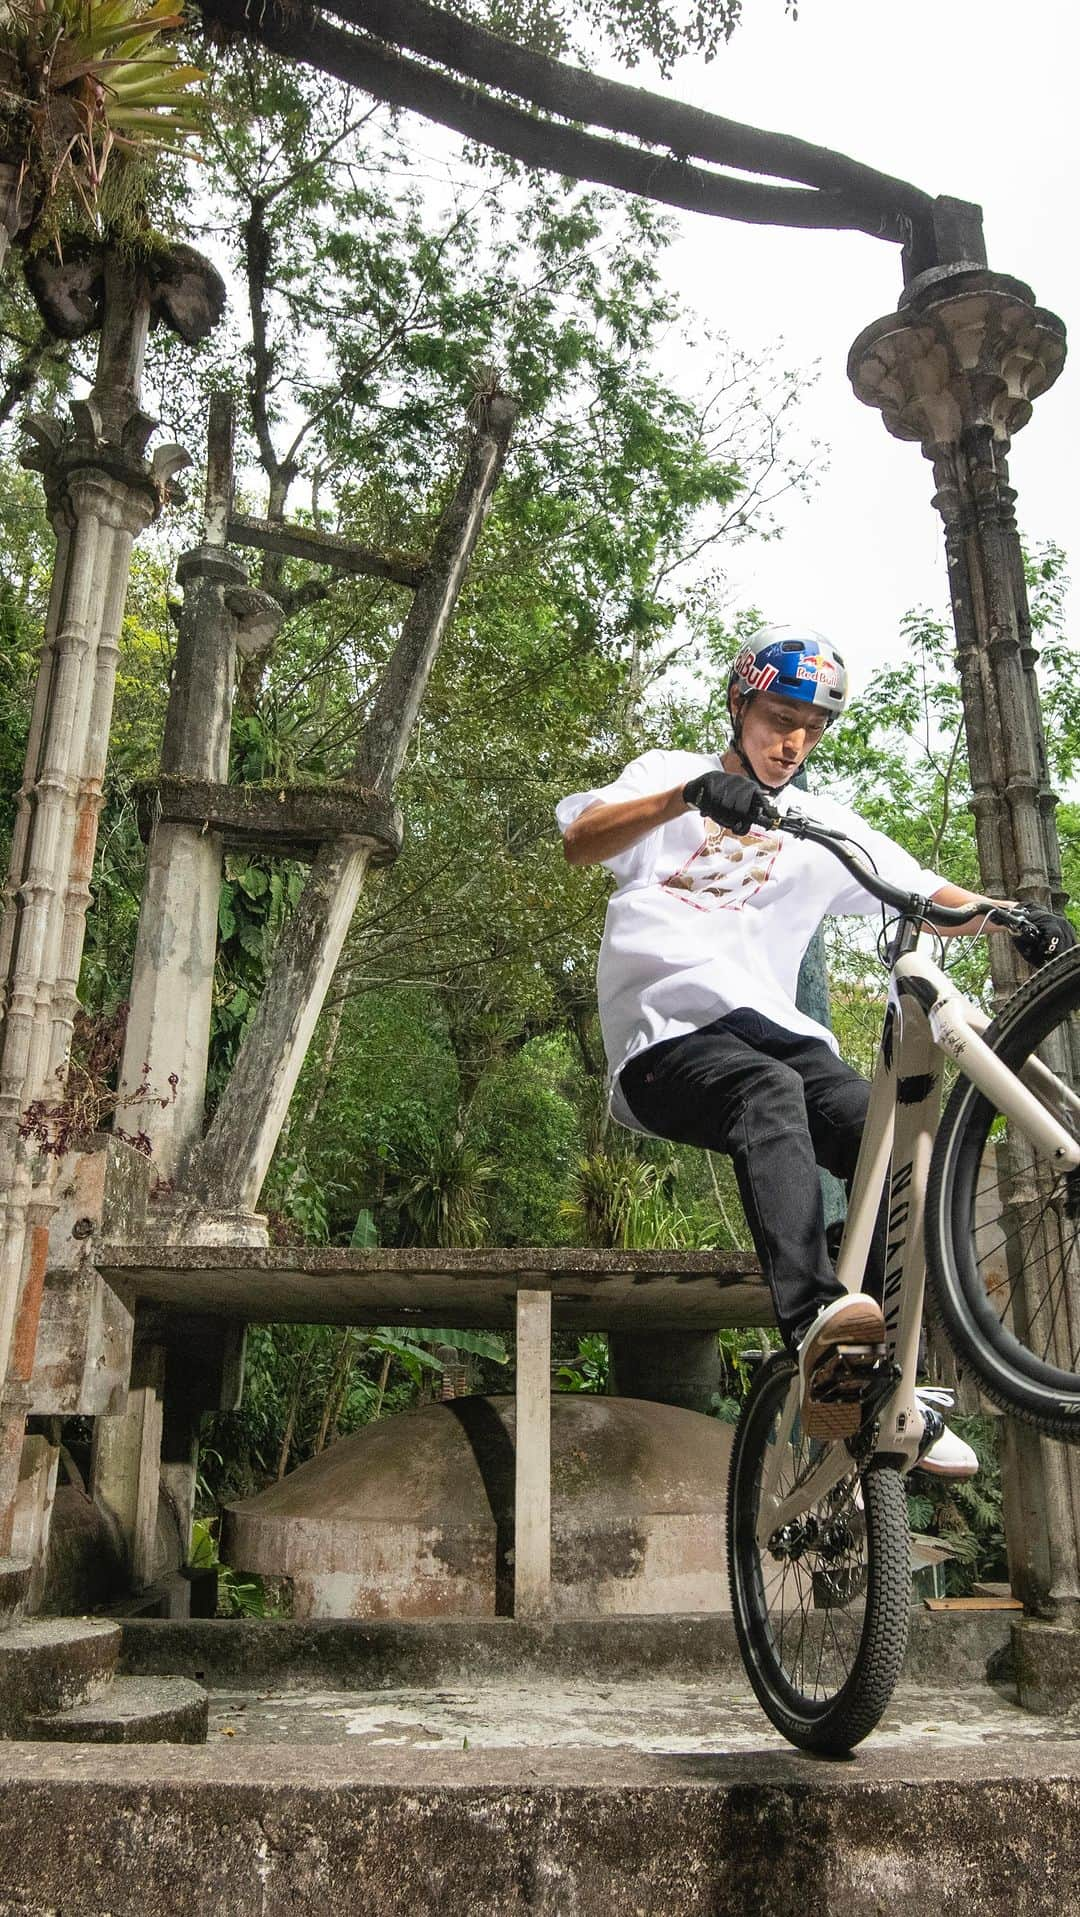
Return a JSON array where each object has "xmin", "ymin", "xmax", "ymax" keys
[
  {"xmin": 462, "ymin": 0, "xmax": 753, "ymax": 72},
  {"xmin": 390, "ymin": 1133, "xmax": 496, "ymax": 1247},
  {"xmin": 555, "ymin": 1333, "xmax": 609, "ymax": 1393},
  {"xmin": 189, "ymin": 1514, "xmax": 274, "ymax": 1616},
  {"xmin": 906, "ymin": 1414, "xmax": 1006, "ymax": 1596},
  {"xmin": 560, "ymin": 1144, "xmax": 747, "ymax": 1250},
  {"xmin": 199, "ymin": 1319, "xmax": 508, "ymax": 1504}
]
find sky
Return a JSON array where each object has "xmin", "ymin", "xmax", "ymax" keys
[{"xmin": 593, "ymin": 0, "xmax": 1076, "ymax": 695}]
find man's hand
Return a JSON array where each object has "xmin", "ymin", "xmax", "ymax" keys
[
  {"xmin": 1011, "ymin": 904, "xmax": 1077, "ymax": 967},
  {"xmin": 682, "ymin": 769, "xmax": 770, "ymax": 835}
]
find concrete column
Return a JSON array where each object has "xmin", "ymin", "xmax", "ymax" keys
[
  {"xmin": 513, "ymin": 1287, "xmax": 551, "ymax": 1620},
  {"xmin": 188, "ymin": 391, "xmax": 517, "ymax": 1217},
  {"xmin": 91, "ymin": 1349, "xmax": 165, "ymax": 1591},
  {"xmin": 117, "ymin": 400, "xmax": 281, "ymax": 1180},
  {"xmin": 849, "ymin": 263, "xmax": 1080, "ymax": 1619},
  {"xmin": 12, "ymin": 1435, "xmax": 59, "ymax": 1612},
  {"xmin": 0, "ymin": 256, "xmax": 189, "ymax": 1583},
  {"xmin": 608, "ymin": 1333, "xmax": 721, "ymax": 1413}
]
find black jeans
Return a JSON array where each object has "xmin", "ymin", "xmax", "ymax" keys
[{"xmin": 619, "ymin": 1009, "xmax": 885, "ymax": 1351}]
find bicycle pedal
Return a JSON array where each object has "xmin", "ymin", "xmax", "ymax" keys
[
  {"xmin": 801, "ymin": 1344, "xmax": 886, "ymax": 1441},
  {"xmin": 810, "ymin": 1343, "xmax": 885, "ymax": 1402}
]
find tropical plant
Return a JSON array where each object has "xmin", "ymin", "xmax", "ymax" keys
[
  {"xmin": 555, "ymin": 1333, "xmax": 609, "ymax": 1393},
  {"xmin": 560, "ymin": 1151, "xmax": 665, "ymax": 1249},
  {"xmin": 390, "ymin": 1134, "xmax": 496, "ymax": 1247},
  {"xmin": 189, "ymin": 1514, "xmax": 273, "ymax": 1616},
  {"xmin": 0, "ymin": 0, "xmax": 206, "ymax": 246}
]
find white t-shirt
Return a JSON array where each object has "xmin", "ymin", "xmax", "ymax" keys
[{"xmin": 556, "ymin": 749, "xmax": 945, "ymax": 1132}]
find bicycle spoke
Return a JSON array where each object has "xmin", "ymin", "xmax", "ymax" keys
[{"xmin": 753, "ymin": 1388, "xmax": 866, "ymax": 1705}]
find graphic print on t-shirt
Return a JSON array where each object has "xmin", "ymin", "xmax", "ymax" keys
[{"xmin": 661, "ymin": 822, "xmax": 783, "ymax": 912}]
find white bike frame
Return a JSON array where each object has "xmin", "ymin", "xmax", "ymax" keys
[{"xmin": 759, "ymin": 930, "xmax": 1080, "ymax": 1542}]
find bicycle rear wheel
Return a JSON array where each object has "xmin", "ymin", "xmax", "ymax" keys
[
  {"xmin": 727, "ymin": 1352, "xmax": 910, "ymax": 1755},
  {"xmin": 927, "ymin": 945, "xmax": 1080, "ymax": 1438}
]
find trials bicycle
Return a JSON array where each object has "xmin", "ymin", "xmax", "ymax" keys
[{"xmin": 723, "ymin": 796, "xmax": 1080, "ymax": 1755}]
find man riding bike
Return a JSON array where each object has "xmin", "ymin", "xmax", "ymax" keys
[{"xmin": 557, "ymin": 628, "xmax": 1074, "ymax": 1464}]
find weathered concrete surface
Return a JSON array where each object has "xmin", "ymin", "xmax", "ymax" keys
[
  {"xmin": 119, "ymin": 1607, "xmax": 1015, "ymax": 1691},
  {"xmin": 28, "ymin": 1139, "xmax": 141, "ymax": 1417},
  {"xmin": 0, "ymin": 1557, "xmax": 29, "ymax": 1629},
  {"xmin": 38, "ymin": 1484, "xmax": 126, "ymax": 1615},
  {"xmin": 201, "ymin": 1675, "xmax": 1065, "ymax": 1756},
  {"xmin": 0, "ymin": 1724, "xmax": 1078, "ymax": 1916},
  {"xmin": 11, "ymin": 1435, "xmax": 58, "ymax": 1610},
  {"xmin": 27, "ymin": 1673, "xmax": 207, "ymax": 1745},
  {"xmin": 134, "ymin": 775, "xmax": 403, "ymax": 863},
  {"xmin": 0, "ymin": 1617, "xmax": 118, "ymax": 1732},
  {"xmin": 97, "ymin": 1243, "xmax": 770, "ymax": 1329},
  {"xmin": 224, "ymin": 1396, "xmax": 731, "ymax": 1620},
  {"xmin": 29, "ymin": 1263, "xmax": 132, "ymax": 1417},
  {"xmin": 1013, "ymin": 1616, "xmax": 1080, "ymax": 1718}
]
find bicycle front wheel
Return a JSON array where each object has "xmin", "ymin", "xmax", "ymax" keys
[
  {"xmin": 927, "ymin": 945, "xmax": 1080, "ymax": 1439},
  {"xmin": 727, "ymin": 1352, "xmax": 910, "ymax": 1756}
]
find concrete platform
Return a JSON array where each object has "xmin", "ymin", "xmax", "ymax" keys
[
  {"xmin": 0, "ymin": 1682, "xmax": 1077, "ymax": 1915},
  {"xmin": 96, "ymin": 1244, "xmax": 771, "ymax": 1329},
  {"xmin": 201, "ymin": 1672, "xmax": 1074, "ymax": 1756}
]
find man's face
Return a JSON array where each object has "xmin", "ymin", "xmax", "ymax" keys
[{"xmin": 731, "ymin": 689, "xmax": 828, "ymax": 787}]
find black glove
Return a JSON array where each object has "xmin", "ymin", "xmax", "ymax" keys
[
  {"xmin": 682, "ymin": 769, "xmax": 769, "ymax": 834},
  {"xmin": 1011, "ymin": 903, "xmax": 1077, "ymax": 967}
]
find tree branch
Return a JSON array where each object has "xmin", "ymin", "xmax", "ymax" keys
[
  {"xmin": 329, "ymin": 0, "xmax": 934, "ymax": 218},
  {"xmin": 199, "ymin": 0, "xmax": 918, "ymax": 243}
]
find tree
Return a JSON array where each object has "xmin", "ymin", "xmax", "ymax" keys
[{"xmin": 195, "ymin": 0, "xmax": 938, "ymax": 257}]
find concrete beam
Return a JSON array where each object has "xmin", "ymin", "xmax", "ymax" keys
[{"xmin": 96, "ymin": 1244, "xmax": 771, "ymax": 1332}]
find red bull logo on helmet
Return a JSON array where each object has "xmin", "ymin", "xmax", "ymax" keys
[
  {"xmin": 733, "ymin": 645, "xmax": 779, "ymax": 693},
  {"xmin": 796, "ymin": 652, "xmax": 839, "ymax": 687}
]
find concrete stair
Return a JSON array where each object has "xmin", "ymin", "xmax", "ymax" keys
[
  {"xmin": 0, "ymin": 1612, "xmax": 1070, "ymax": 1913},
  {"xmin": 26, "ymin": 1673, "xmax": 207, "ymax": 1744},
  {"xmin": 0, "ymin": 1617, "xmax": 206, "ymax": 1745},
  {"xmin": 0, "ymin": 1720, "xmax": 1078, "ymax": 1915}
]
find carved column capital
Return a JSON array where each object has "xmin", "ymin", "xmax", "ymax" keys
[
  {"xmin": 20, "ymin": 405, "xmax": 191, "ymax": 529},
  {"xmin": 848, "ymin": 267, "xmax": 1065, "ymax": 459}
]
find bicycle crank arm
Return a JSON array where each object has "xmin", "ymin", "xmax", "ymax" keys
[{"xmin": 755, "ymin": 1359, "xmax": 900, "ymax": 1547}]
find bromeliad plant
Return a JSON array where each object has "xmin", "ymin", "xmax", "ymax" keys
[{"xmin": 0, "ymin": 0, "xmax": 205, "ymax": 242}]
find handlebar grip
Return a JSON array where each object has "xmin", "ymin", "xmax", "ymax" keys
[{"xmin": 751, "ymin": 795, "xmax": 782, "ymax": 831}]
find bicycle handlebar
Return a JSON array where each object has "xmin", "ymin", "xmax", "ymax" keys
[{"xmin": 749, "ymin": 797, "xmax": 1032, "ymax": 934}]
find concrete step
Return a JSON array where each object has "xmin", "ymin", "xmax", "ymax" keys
[
  {"xmin": 0, "ymin": 1729, "xmax": 1077, "ymax": 1914},
  {"xmin": 119, "ymin": 1604, "xmax": 1016, "ymax": 1694},
  {"xmin": 0, "ymin": 1617, "xmax": 119, "ymax": 1735},
  {"xmin": 26, "ymin": 1674, "xmax": 207, "ymax": 1746}
]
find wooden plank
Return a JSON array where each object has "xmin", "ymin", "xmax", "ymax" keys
[
  {"xmin": 513, "ymin": 1288, "xmax": 551, "ymax": 1621},
  {"xmin": 923, "ymin": 1596, "xmax": 1024, "ymax": 1612}
]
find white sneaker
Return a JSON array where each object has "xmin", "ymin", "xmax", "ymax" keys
[
  {"xmin": 797, "ymin": 1292, "xmax": 886, "ymax": 1440},
  {"xmin": 914, "ymin": 1387, "xmax": 979, "ymax": 1479}
]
